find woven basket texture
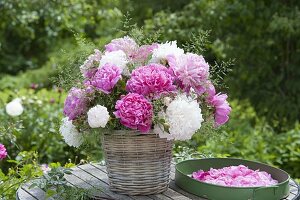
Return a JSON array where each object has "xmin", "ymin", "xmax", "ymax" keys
[{"xmin": 102, "ymin": 130, "xmax": 173, "ymax": 195}]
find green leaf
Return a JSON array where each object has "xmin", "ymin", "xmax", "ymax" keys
[
  {"xmin": 46, "ymin": 189, "xmax": 57, "ymax": 198},
  {"xmin": 29, "ymin": 183, "xmax": 38, "ymax": 189}
]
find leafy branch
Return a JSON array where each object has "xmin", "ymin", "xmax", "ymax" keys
[
  {"xmin": 210, "ymin": 59, "xmax": 235, "ymax": 89},
  {"xmin": 30, "ymin": 165, "xmax": 97, "ymax": 200},
  {"xmin": 182, "ymin": 30, "xmax": 211, "ymax": 55}
]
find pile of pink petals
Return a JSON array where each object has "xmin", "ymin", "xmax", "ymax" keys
[{"xmin": 192, "ymin": 165, "xmax": 278, "ymax": 187}]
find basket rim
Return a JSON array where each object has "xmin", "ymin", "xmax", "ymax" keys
[{"xmin": 103, "ymin": 129, "xmax": 156, "ymax": 135}]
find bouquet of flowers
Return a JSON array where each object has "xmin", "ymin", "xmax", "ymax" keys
[{"xmin": 59, "ymin": 36, "xmax": 231, "ymax": 147}]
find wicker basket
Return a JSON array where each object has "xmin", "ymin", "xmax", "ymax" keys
[{"xmin": 101, "ymin": 130, "xmax": 173, "ymax": 195}]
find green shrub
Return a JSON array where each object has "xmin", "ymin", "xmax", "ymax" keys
[
  {"xmin": 0, "ymin": 150, "xmax": 81, "ymax": 200},
  {"xmin": 0, "ymin": 36, "xmax": 105, "ymax": 91},
  {"xmin": 273, "ymin": 127, "xmax": 300, "ymax": 179},
  {"xmin": 0, "ymin": 88, "xmax": 102, "ymax": 173},
  {"xmin": 0, "ymin": 151, "xmax": 43, "ymax": 200},
  {"xmin": 0, "ymin": 0, "xmax": 123, "ymax": 76}
]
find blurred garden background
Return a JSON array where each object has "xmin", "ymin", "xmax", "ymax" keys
[{"xmin": 0, "ymin": 0, "xmax": 299, "ymax": 197}]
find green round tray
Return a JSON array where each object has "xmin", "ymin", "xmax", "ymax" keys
[{"xmin": 175, "ymin": 158, "xmax": 290, "ymax": 200}]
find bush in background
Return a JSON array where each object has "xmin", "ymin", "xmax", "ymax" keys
[
  {"xmin": 0, "ymin": 0, "xmax": 123, "ymax": 76},
  {"xmin": 143, "ymin": 0, "xmax": 300, "ymax": 131},
  {"xmin": 0, "ymin": 88, "xmax": 102, "ymax": 173}
]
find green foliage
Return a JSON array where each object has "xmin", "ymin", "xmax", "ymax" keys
[
  {"xmin": 0, "ymin": 0, "xmax": 123, "ymax": 75},
  {"xmin": 143, "ymin": 0, "xmax": 300, "ymax": 130},
  {"xmin": 119, "ymin": 0, "xmax": 193, "ymax": 26},
  {"xmin": 0, "ymin": 151, "xmax": 43, "ymax": 200},
  {"xmin": 0, "ymin": 35, "xmax": 112, "ymax": 91},
  {"xmin": 182, "ymin": 31, "xmax": 210, "ymax": 55},
  {"xmin": 0, "ymin": 150, "xmax": 84, "ymax": 200},
  {"xmin": 273, "ymin": 127, "xmax": 300, "ymax": 179},
  {"xmin": 0, "ymin": 88, "xmax": 102, "ymax": 173},
  {"xmin": 0, "ymin": 64, "xmax": 56, "ymax": 90},
  {"xmin": 0, "ymin": 39, "xmax": 77, "ymax": 90},
  {"xmin": 53, "ymin": 36, "xmax": 97, "ymax": 91},
  {"xmin": 31, "ymin": 165, "xmax": 94, "ymax": 200}
]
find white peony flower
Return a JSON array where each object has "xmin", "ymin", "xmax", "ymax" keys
[
  {"xmin": 59, "ymin": 118, "xmax": 83, "ymax": 148},
  {"xmin": 99, "ymin": 50, "xmax": 129, "ymax": 75},
  {"xmin": 155, "ymin": 94, "xmax": 203, "ymax": 141},
  {"xmin": 87, "ymin": 105, "xmax": 110, "ymax": 128},
  {"xmin": 6, "ymin": 98, "xmax": 24, "ymax": 117},
  {"xmin": 150, "ymin": 41, "xmax": 184, "ymax": 64}
]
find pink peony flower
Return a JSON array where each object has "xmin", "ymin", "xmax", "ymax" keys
[
  {"xmin": 206, "ymin": 82, "xmax": 231, "ymax": 126},
  {"xmin": 168, "ymin": 53, "xmax": 209, "ymax": 95},
  {"xmin": 0, "ymin": 144, "xmax": 7, "ymax": 160},
  {"xmin": 215, "ymin": 100, "xmax": 231, "ymax": 125},
  {"xmin": 208, "ymin": 92, "xmax": 231, "ymax": 126},
  {"xmin": 192, "ymin": 165, "xmax": 278, "ymax": 187},
  {"xmin": 63, "ymin": 87, "xmax": 87, "ymax": 120},
  {"xmin": 85, "ymin": 63, "xmax": 122, "ymax": 94},
  {"xmin": 105, "ymin": 36, "xmax": 138, "ymax": 58},
  {"xmin": 131, "ymin": 44, "xmax": 159, "ymax": 63},
  {"xmin": 84, "ymin": 68, "xmax": 98, "ymax": 79},
  {"xmin": 85, "ymin": 85, "xmax": 95, "ymax": 94},
  {"xmin": 206, "ymin": 81, "xmax": 216, "ymax": 98},
  {"xmin": 126, "ymin": 63, "xmax": 176, "ymax": 99},
  {"xmin": 114, "ymin": 93, "xmax": 153, "ymax": 132}
]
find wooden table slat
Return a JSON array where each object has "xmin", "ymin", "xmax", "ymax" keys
[
  {"xmin": 16, "ymin": 163, "xmax": 300, "ymax": 200},
  {"xmin": 148, "ymin": 194, "xmax": 173, "ymax": 200},
  {"xmin": 289, "ymin": 180, "xmax": 298, "ymax": 187},
  {"xmin": 16, "ymin": 188, "xmax": 38, "ymax": 200},
  {"xmin": 65, "ymin": 170, "xmax": 111, "ymax": 200},
  {"xmin": 286, "ymin": 193, "xmax": 296, "ymax": 200},
  {"xmin": 21, "ymin": 183, "xmax": 54, "ymax": 200},
  {"xmin": 64, "ymin": 173, "xmax": 93, "ymax": 189},
  {"xmin": 75, "ymin": 165, "xmax": 134, "ymax": 200},
  {"xmin": 162, "ymin": 189, "xmax": 191, "ymax": 200},
  {"xmin": 290, "ymin": 185, "xmax": 299, "ymax": 196},
  {"xmin": 169, "ymin": 181, "xmax": 206, "ymax": 200},
  {"xmin": 71, "ymin": 167, "xmax": 107, "ymax": 192}
]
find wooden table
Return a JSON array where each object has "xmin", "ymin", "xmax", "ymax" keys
[{"xmin": 17, "ymin": 163, "xmax": 300, "ymax": 200}]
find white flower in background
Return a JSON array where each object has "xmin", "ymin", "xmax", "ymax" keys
[
  {"xmin": 5, "ymin": 98, "xmax": 24, "ymax": 117},
  {"xmin": 59, "ymin": 118, "xmax": 83, "ymax": 148},
  {"xmin": 155, "ymin": 94, "xmax": 203, "ymax": 140},
  {"xmin": 150, "ymin": 41, "xmax": 184, "ymax": 64},
  {"xmin": 99, "ymin": 50, "xmax": 129, "ymax": 75},
  {"xmin": 87, "ymin": 105, "xmax": 110, "ymax": 128},
  {"xmin": 36, "ymin": 100, "xmax": 42, "ymax": 105}
]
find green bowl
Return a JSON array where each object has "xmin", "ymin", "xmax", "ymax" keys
[{"xmin": 175, "ymin": 158, "xmax": 290, "ymax": 200}]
